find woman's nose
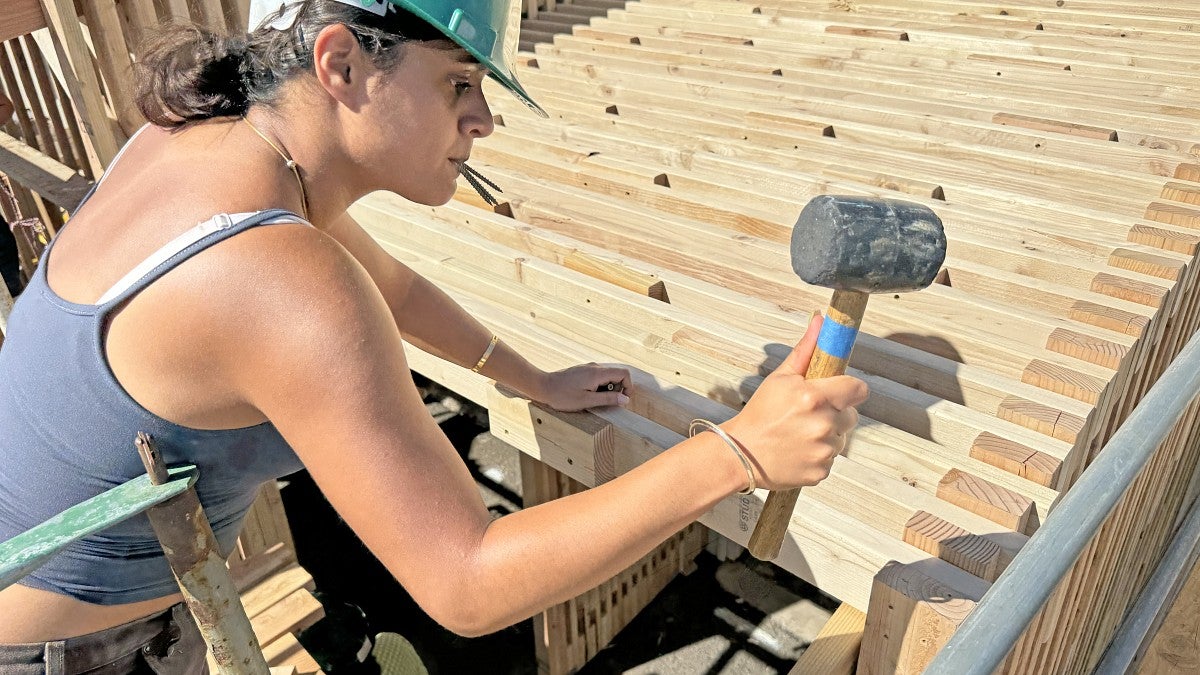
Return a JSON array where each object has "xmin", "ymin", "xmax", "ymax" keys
[{"xmin": 463, "ymin": 91, "xmax": 495, "ymax": 139}]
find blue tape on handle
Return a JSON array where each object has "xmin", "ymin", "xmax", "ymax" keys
[{"xmin": 815, "ymin": 317, "xmax": 859, "ymax": 361}]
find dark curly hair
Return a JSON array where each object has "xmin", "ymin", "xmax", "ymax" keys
[{"xmin": 134, "ymin": 1, "xmax": 449, "ymax": 127}]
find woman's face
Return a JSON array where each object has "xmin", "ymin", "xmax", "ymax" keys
[{"xmin": 357, "ymin": 41, "xmax": 496, "ymax": 205}]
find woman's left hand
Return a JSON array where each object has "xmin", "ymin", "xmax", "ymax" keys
[{"xmin": 534, "ymin": 364, "xmax": 634, "ymax": 412}]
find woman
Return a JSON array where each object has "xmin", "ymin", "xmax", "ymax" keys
[{"xmin": 0, "ymin": 0, "xmax": 867, "ymax": 670}]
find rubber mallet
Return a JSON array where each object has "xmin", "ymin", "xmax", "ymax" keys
[{"xmin": 746, "ymin": 195, "xmax": 947, "ymax": 561}]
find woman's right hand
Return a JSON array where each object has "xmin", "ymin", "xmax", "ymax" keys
[{"xmin": 722, "ymin": 313, "xmax": 870, "ymax": 491}]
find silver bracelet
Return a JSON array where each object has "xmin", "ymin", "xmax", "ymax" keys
[{"xmin": 689, "ymin": 419, "xmax": 757, "ymax": 495}]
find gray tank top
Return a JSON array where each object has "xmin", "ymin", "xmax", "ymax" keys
[{"xmin": 0, "ymin": 128, "xmax": 308, "ymax": 604}]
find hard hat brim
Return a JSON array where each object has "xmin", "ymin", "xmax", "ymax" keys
[{"xmin": 388, "ymin": 0, "xmax": 549, "ymax": 118}]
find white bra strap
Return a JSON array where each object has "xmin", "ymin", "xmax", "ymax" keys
[{"xmin": 95, "ymin": 211, "xmax": 310, "ymax": 305}]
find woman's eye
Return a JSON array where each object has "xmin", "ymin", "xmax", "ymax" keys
[{"xmin": 453, "ymin": 80, "xmax": 474, "ymax": 95}]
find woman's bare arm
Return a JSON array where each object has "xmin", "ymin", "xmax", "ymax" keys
[
  {"xmin": 220, "ymin": 224, "xmax": 748, "ymax": 635},
  {"xmin": 224, "ymin": 222, "xmax": 864, "ymax": 637}
]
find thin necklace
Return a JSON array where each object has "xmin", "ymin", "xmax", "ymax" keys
[{"xmin": 243, "ymin": 115, "xmax": 310, "ymax": 221}]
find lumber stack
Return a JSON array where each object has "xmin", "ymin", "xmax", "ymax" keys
[{"xmin": 350, "ymin": 0, "xmax": 1200, "ymax": 671}]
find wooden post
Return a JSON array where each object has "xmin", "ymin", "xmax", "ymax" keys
[
  {"xmin": 136, "ymin": 433, "xmax": 271, "ymax": 675},
  {"xmin": 39, "ymin": 0, "xmax": 123, "ymax": 173},
  {"xmin": 857, "ymin": 560, "xmax": 988, "ymax": 675}
]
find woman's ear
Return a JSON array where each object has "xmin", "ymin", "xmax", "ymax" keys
[{"xmin": 312, "ymin": 24, "xmax": 370, "ymax": 110}]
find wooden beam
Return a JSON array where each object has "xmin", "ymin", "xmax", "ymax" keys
[
  {"xmin": 40, "ymin": 0, "xmax": 123, "ymax": 171},
  {"xmin": 0, "ymin": 131, "xmax": 93, "ymax": 210},
  {"xmin": 789, "ymin": 604, "xmax": 866, "ymax": 675},
  {"xmin": 2, "ymin": 0, "xmax": 47, "ymax": 43}
]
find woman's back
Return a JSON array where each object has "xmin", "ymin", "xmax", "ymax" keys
[{"xmin": 0, "ymin": 121, "xmax": 314, "ymax": 639}]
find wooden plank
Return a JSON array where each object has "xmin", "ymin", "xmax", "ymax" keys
[
  {"xmin": 121, "ymin": 0, "xmax": 163, "ymax": 38},
  {"xmin": 993, "ymin": 112, "xmax": 1118, "ymax": 141},
  {"xmin": 789, "ymin": 604, "xmax": 866, "ymax": 675},
  {"xmin": 251, "ymin": 588, "xmax": 324, "ymax": 647},
  {"xmin": 240, "ymin": 565, "xmax": 315, "ymax": 619},
  {"xmin": 22, "ymin": 34, "xmax": 82, "ymax": 171},
  {"xmin": 40, "ymin": 0, "xmax": 123, "ymax": 172},
  {"xmin": 78, "ymin": 0, "xmax": 141, "ymax": 136},
  {"xmin": 228, "ymin": 542, "xmax": 296, "ymax": 590},
  {"xmin": 159, "ymin": 0, "xmax": 193, "ymax": 22},
  {"xmin": 824, "ymin": 26, "xmax": 909, "ymax": 41},
  {"xmin": 2, "ymin": 0, "xmax": 47, "ymax": 43},
  {"xmin": 262, "ymin": 632, "xmax": 323, "ymax": 675}
]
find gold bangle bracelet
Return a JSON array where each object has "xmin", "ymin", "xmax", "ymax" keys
[
  {"xmin": 471, "ymin": 334, "xmax": 500, "ymax": 373},
  {"xmin": 689, "ymin": 419, "xmax": 756, "ymax": 495}
]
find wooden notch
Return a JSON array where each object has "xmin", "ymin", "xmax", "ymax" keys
[
  {"xmin": 1108, "ymin": 248, "xmax": 1185, "ymax": 281},
  {"xmin": 992, "ymin": 113, "xmax": 1118, "ymax": 141},
  {"xmin": 1090, "ymin": 272, "xmax": 1168, "ymax": 308},
  {"xmin": 903, "ymin": 511, "xmax": 1004, "ymax": 582},
  {"xmin": 998, "ymin": 396, "xmax": 1085, "ymax": 444},
  {"xmin": 1045, "ymin": 327, "xmax": 1130, "ymax": 368},
  {"xmin": 563, "ymin": 251, "xmax": 669, "ymax": 303},
  {"xmin": 1174, "ymin": 165, "xmax": 1200, "ymax": 183},
  {"xmin": 937, "ymin": 468, "xmax": 1036, "ymax": 534},
  {"xmin": 1021, "ymin": 359, "xmax": 1105, "ymax": 405},
  {"xmin": 970, "ymin": 432, "xmax": 1061, "ymax": 488},
  {"xmin": 1145, "ymin": 202, "xmax": 1200, "ymax": 229},
  {"xmin": 1161, "ymin": 182, "xmax": 1200, "ymax": 206},
  {"xmin": 1128, "ymin": 224, "xmax": 1200, "ymax": 256},
  {"xmin": 1065, "ymin": 303, "xmax": 1148, "ymax": 338},
  {"xmin": 825, "ymin": 26, "xmax": 910, "ymax": 41}
]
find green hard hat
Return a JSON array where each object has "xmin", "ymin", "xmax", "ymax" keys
[{"xmin": 387, "ymin": 0, "xmax": 547, "ymax": 117}]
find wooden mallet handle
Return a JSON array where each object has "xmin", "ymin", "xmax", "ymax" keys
[{"xmin": 746, "ymin": 289, "xmax": 869, "ymax": 560}]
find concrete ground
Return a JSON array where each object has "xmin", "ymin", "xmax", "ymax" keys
[{"xmin": 280, "ymin": 384, "xmax": 838, "ymax": 674}]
